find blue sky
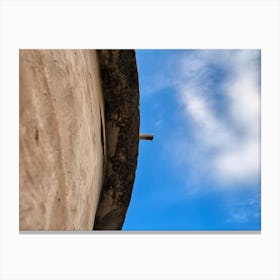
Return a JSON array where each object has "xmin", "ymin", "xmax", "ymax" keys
[{"xmin": 123, "ymin": 50, "xmax": 261, "ymax": 231}]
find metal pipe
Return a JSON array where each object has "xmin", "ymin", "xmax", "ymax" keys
[{"xmin": 139, "ymin": 134, "xmax": 154, "ymax": 141}]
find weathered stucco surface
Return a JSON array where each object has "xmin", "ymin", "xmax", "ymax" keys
[{"xmin": 20, "ymin": 50, "xmax": 105, "ymax": 230}]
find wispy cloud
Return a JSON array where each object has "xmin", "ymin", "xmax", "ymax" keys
[
  {"xmin": 225, "ymin": 194, "xmax": 260, "ymax": 225},
  {"xmin": 162, "ymin": 50, "xmax": 261, "ymax": 188},
  {"xmin": 174, "ymin": 50, "xmax": 260, "ymax": 187}
]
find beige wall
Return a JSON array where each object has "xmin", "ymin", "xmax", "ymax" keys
[{"xmin": 20, "ymin": 50, "xmax": 105, "ymax": 230}]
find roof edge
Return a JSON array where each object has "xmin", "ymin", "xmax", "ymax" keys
[{"xmin": 93, "ymin": 50, "xmax": 140, "ymax": 230}]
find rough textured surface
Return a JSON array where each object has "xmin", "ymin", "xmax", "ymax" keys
[
  {"xmin": 94, "ymin": 50, "xmax": 140, "ymax": 230},
  {"xmin": 20, "ymin": 49, "xmax": 139, "ymax": 231},
  {"xmin": 20, "ymin": 50, "xmax": 106, "ymax": 230}
]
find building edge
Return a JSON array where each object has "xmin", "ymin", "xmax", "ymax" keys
[{"xmin": 93, "ymin": 50, "xmax": 140, "ymax": 230}]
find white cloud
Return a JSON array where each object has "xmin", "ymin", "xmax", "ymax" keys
[{"xmin": 175, "ymin": 50, "xmax": 260, "ymax": 187}]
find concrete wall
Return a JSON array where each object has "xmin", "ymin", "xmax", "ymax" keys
[{"xmin": 20, "ymin": 50, "xmax": 105, "ymax": 230}]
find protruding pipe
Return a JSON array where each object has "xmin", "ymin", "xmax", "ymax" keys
[{"xmin": 139, "ymin": 134, "xmax": 154, "ymax": 141}]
